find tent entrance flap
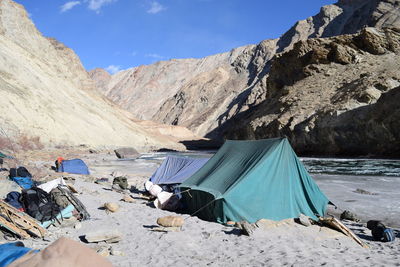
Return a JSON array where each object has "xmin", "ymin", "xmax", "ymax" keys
[{"xmin": 149, "ymin": 156, "xmax": 209, "ymax": 185}]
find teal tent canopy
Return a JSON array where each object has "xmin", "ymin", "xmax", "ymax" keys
[{"xmin": 179, "ymin": 138, "xmax": 329, "ymax": 223}]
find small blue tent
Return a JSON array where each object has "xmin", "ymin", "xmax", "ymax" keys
[
  {"xmin": 150, "ymin": 156, "xmax": 209, "ymax": 185},
  {"xmin": 58, "ymin": 159, "xmax": 90, "ymax": 175}
]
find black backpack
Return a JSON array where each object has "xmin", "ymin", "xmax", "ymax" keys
[
  {"xmin": 367, "ymin": 220, "xmax": 396, "ymax": 242},
  {"xmin": 10, "ymin": 167, "xmax": 32, "ymax": 178},
  {"xmin": 21, "ymin": 187, "xmax": 61, "ymax": 222}
]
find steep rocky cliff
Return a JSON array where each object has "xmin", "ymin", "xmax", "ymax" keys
[
  {"xmin": 93, "ymin": 0, "xmax": 400, "ymax": 142},
  {"xmin": 226, "ymin": 27, "xmax": 400, "ymax": 157},
  {"xmin": 0, "ymin": 0, "xmax": 195, "ymax": 151}
]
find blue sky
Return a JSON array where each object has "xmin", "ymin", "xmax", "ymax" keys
[{"xmin": 15, "ymin": 0, "xmax": 336, "ymax": 73}]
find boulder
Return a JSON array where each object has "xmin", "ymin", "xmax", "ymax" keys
[
  {"xmin": 114, "ymin": 147, "xmax": 140, "ymax": 159},
  {"xmin": 156, "ymin": 216, "xmax": 184, "ymax": 227},
  {"xmin": 340, "ymin": 210, "xmax": 360, "ymax": 222},
  {"xmin": 103, "ymin": 202, "xmax": 120, "ymax": 213},
  {"xmin": 236, "ymin": 221, "xmax": 257, "ymax": 236},
  {"xmin": 297, "ymin": 214, "xmax": 312, "ymax": 227}
]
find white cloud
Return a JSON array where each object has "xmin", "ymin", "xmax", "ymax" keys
[
  {"xmin": 147, "ymin": 1, "xmax": 165, "ymax": 14},
  {"xmin": 131, "ymin": 51, "xmax": 137, "ymax": 57},
  {"xmin": 86, "ymin": 0, "xmax": 117, "ymax": 13},
  {"xmin": 145, "ymin": 53, "xmax": 164, "ymax": 59},
  {"xmin": 105, "ymin": 65, "xmax": 121, "ymax": 74},
  {"xmin": 60, "ymin": 1, "xmax": 81, "ymax": 13}
]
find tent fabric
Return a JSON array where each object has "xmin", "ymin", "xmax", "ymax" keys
[
  {"xmin": 180, "ymin": 138, "xmax": 329, "ymax": 224},
  {"xmin": 149, "ymin": 156, "xmax": 209, "ymax": 185},
  {"xmin": 58, "ymin": 159, "xmax": 90, "ymax": 175},
  {"xmin": 0, "ymin": 242, "xmax": 36, "ymax": 267}
]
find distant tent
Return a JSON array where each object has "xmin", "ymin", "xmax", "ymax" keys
[
  {"xmin": 180, "ymin": 138, "xmax": 329, "ymax": 224},
  {"xmin": 57, "ymin": 159, "xmax": 90, "ymax": 175},
  {"xmin": 150, "ymin": 156, "xmax": 209, "ymax": 185}
]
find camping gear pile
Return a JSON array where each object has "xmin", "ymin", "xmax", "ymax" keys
[
  {"xmin": 0, "ymin": 158, "xmax": 90, "ymax": 240},
  {"xmin": 144, "ymin": 156, "xmax": 209, "ymax": 210}
]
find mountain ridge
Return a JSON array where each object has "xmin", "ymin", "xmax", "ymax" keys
[{"xmin": 92, "ymin": 0, "xmax": 400, "ymax": 139}]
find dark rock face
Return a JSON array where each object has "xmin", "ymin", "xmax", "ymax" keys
[{"xmin": 226, "ymin": 28, "xmax": 400, "ymax": 157}]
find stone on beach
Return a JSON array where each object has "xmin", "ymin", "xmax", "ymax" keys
[
  {"xmin": 297, "ymin": 214, "xmax": 312, "ymax": 227},
  {"xmin": 96, "ymin": 246, "xmax": 111, "ymax": 257},
  {"xmin": 114, "ymin": 147, "xmax": 140, "ymax": 159},
  {"xmin": 340, "ymin": 210, "xmax": 360, "ymax": 222},
  {"xmin": 121, "ymin": 195, "xmax": 135, "ymax": 203},
  {"xmin": 157, "ymin": 216, "xmax": 184, "ymax": 227},
  {"xmin": 84, "ymin": 230, "xmax": 123, "ymax": 243},
  {"xmin": 103, "ymin": 202, "xmax": 120, "ymax": 212}
]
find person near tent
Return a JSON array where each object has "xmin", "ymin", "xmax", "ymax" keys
[{"xmin": 55, "ymin": 157, "xmax": 64, "ymax": 172}]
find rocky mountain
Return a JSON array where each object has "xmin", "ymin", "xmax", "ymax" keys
[
  {"xmin": 0, "ymin": 0, "xmax": 196, "ymax": 151},
  {"xmin": 226, "ymin": 27, "xmax": 400, "ymax": 157},
  {"xmin": 89, "ymin": 45, "xmax": 252, "ymax": 136},
  {"xmin": 92, "ymin": 0, "xmax": 400, "ymax": 142}
]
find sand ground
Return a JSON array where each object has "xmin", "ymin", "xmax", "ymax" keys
[{"xmin": 1, "ymin": 151, "xmax": 399, "ymax": 266}]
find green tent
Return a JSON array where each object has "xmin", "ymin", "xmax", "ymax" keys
[{"xmin": 180, "ymin": 138, "xmax": 329, "ymax": 223}]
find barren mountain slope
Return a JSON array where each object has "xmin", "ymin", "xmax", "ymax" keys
[
  {"xmin": 0, "ymin": 0, "xmax": 194, "ymax": 151},
  {"xmin": 92, "ymin": 0, "xmax": 400, "ymax": 139},
  {"xmin": 89, "ymin": 45, "xmax": 253, "ymax": 124},
  {"xmin": 226, "ymin": 28, "xmax": 400, "ymax": 157}
]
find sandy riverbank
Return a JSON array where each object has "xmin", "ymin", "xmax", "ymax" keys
[{"xmin": 1, "ymin": 150, "xmax": 399, "ymax": 266}]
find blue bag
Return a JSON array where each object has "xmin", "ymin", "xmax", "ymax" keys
[{"xmin": 11, "ymin": 177, "xmax": 35, "ymax": 190}]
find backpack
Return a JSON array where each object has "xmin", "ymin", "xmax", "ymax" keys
[
  {"xmin": 50, "ymin": 185, "xmax": 90, "ymax": 221},
  {"xmin": 4, "ymin": 191, "xmax": 23, "ymax": 210},
  {"xmin": 21, "ymin": 187, "xmax": 61, "ymax": 222},
  {"xmin": 113, "ymin": 176, "xmax": 129, "ymax": 190},
  {"xmin": 9, "ymin": 167, "xmax": 32, "ymax": 178},
  {"xmin": 367, "ymin": 220, "xmax": 396, "ymax": 242}
]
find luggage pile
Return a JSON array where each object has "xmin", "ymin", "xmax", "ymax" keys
[{"xmin": 0, "ymin": 161, "xmax": 90, "ymax": 239}]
